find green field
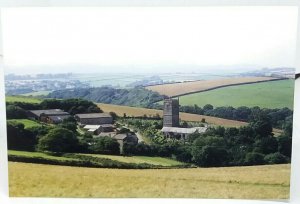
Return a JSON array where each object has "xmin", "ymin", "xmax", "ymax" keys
[
  {"xmin": 9, "ymin": 162, "xmax": 290, "ymax": 198},
  {"xmin": 179, "ymin": 79, "xmax": 294, "ymax": 109},
  {"xmin": 81, "ymin": 153, "xmax": 185, "ymax": 166},
  {"xmin": 5, "ymin": 95, "xmax": 42, "ymax": 103},
  {"xmin": 7, "ymin": 119, "xmax": 43, "ymax": 129},
  {"xmin": 8, "ymin": 150, "xmax": 185, "ymax": 167},
  {"xmin": 8, "ymin": 150, "xmax": 76, "ymax": 161}
]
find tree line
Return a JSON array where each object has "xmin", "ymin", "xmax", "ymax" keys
[
  {"xmin": 6, "ymin": 98, "xmax": 103, "ymax": 120},
  {"xmin": 179, "ymin": 104, "xmax": 293, "ymax": 129}
]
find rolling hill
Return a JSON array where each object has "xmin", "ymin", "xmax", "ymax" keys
[
  {"xmin": 146, "ymin": 76, "xmax": 282, "ymax": 97},
  {"xmin": 179, "ymin": 79, "xmax": 294, "ymax": 109}
]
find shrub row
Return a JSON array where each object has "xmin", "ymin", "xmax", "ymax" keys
[{"xmin": 8, "ymin": 154, "xmax": 191, "ymax": 169}]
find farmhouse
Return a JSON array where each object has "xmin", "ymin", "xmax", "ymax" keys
[
  {"xmin": 112, "ymin": 132, "xmax": 139, "ymax": 154},
  {"xmin": 28, "ymin": 109, "xmax": 71, "ymax": 124},
  {"xmin": 75, "ymin": 113, "xmax": 113, "ymax": 125}
]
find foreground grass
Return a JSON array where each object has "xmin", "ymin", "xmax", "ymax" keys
[
  {"xmin": 7, "ymin": 119, "xmax": 43, "ymax": 129},
  {"xmin": 9, "ymin": 162, "xmax": 290, "ymax": 199},
  {"xmin": 179, "ymin": 80, "xmax": 294, "ymax": 109},
  {"xmin": 81, "ymin": 153, "xmax": 185, "ymax": 166},
  {"xmin": 5, "ymin": 95, "xmax": 42, "ymax": 103}
]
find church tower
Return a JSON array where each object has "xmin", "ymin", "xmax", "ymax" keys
[{"xmin": 163, "ymin": 98, "xmax": 179, "ymax": 127}]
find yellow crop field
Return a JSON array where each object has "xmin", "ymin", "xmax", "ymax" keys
[
  {"xmin": 146, "ymin": 77, "xmax": 279, "ymax": 97},
  {"xmin": 9, "ymin": 162, "xmax": 290, "ymax": 199}
]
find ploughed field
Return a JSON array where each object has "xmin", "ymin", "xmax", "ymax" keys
[
  {"xmin": 9, "ymin": 162, "xmax": 290, "ymax": 199},
  {"xmin": 146, "ymin": 76, "xmax": 280, "ymax": 97},
  {"xmin": 179, "ymin": 79, "xmax": 294, "ymax": 109}
]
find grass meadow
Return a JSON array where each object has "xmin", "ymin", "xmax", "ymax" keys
[
  {"xmin": 8, "ymin": 150, "xmax": 185, "ymax": 167},
  {"xmin": 9, "ymin": 162, "xmax": 290, "ymax": 199},
  {"xmin": 5, "ymin": 95, "xmax": 42, "ymax": 103},
  {"xmin": 81, "ymin": 153, "xmax": 185, "ymax": 166},
  {"xmin": 179, "ymin": 79, "xmax": 295, "ymax": 109},
  {"xmin": 7, "ymin": 119, "xmax": 43, "ymax": 129}
]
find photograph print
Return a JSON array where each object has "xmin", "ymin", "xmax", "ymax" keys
[{"xmin": 2, "ymin": 6, "xmax": 297, "ymax": 199}]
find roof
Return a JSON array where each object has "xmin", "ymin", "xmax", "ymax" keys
[
  {"xmin": 75, "ymin": 113, "xmax": 112, "ymax": 119},
  {"xmin": 29, "ymin": 109, "xmax": 70, "ymax": 117},
  {"xmin": 83, "ymin": 125, "xmax": 101, "ymax": 130},
  {"xmin": 113, "ymin": 134, "xmax": 127, "ymax": 140},
  {"xmin": 48, "ymin": 115, "xmax": 71, "ymax": 122},
  {"xmin": 100, "ymin": 124, "xmax": 114, "ymax": 128},
  {"xmin": 161, "ymin": 127, "xmax": 207, "ymax": 134}
]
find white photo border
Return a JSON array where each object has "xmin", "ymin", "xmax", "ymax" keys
[{"xmin": 0, "ymin": 1, "xmax": 299, "ymax": 204}]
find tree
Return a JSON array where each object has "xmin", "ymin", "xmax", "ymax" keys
[
  {"xmin": 6, "ymin": 105, "xmax": 27, "ymax": 119},
  {"xmin": 37, "ymin": 128, "xmax": 79, "ymax": 152},
  {"xmin": 191, "ymin": 136, "xmax": 228, "ymax": 167},
  {"xmin": 277, "ymin": 135, "xmax": 292, "ymax": 157},
  {"xmin": 192, "ymin": 145, "xmax": 228, "ymax": 167},
  {"xmin": 244, "ymin": 152, "xmax": 265, "ymax": 166},
  {"xmin": 7, "ymin": 121, "xmax": 37, "ymax": 151},
  {"xmin": 264, "ymin": 152, "xmax": 288, "ymax": 164},
  {"xmin": 109, "ymin": 112, "xmax": 118, "ymax": 122},
  {"xmin": 250, "ymin": 113, "xmax": 273, "ymax": 138},
  {"xmin": 253, "ymin": 136, "xmax": 278, "ymax": 154},
  {"xmin": 58, "ymin": 117, "xmax": 77, "ymax": 133},
  {"xmin": 203, "ymin": 104, "xmax": 214, "ymax": 113},
  {"xmin": 89, "ymin": 137, "xmax": 120, "ymax": 155}
]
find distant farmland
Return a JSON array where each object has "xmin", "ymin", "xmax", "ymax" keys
[
  {"xmin": 5, "ymin": 95, "xmax": 42, "ymax": 103},
  {"xmin": 98, "ymin": 103, "xmax": 283, "ymax": 135},
  {"xmin": 9, "ymin": 162, "xmax": 290, "ymax": 198},
  {"xmin": 179, "ymin": 79, "xmax": 295, "ymax": 109},
  {"xmin": 98, "ymin": 103, "xmax": 247, "ymax": 128},
  {"xmin": 146, "ymin": 76, "xmax": 281, "ymax": 97}
]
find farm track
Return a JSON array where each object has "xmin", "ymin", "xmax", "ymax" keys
[{"xmin": 146, "ymin": 77, "xmax": 284, "ymax": 97}]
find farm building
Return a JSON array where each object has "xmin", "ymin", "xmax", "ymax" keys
[
  {"xmin": 161, "ymin": 127, "xmax": 207, "ymax": 140},
  {"xmin": 27, "ymin": 109, "xmax": 71, "ymax": 124},
  {"xmin": 112, "ymin": 132, "xmax": 139, "ymax": 154},
  {"xmin": 75, "ymin": 113, "xmax": 113, "ymax": 125},
  {"xmin": 83, "ymin": 124, "xmax": 115, "ymax": 135}
]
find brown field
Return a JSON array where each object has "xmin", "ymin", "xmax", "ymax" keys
[
  {"xmin": 9, "ymin": 162, "xmax": 290, "ymax": 198},
  {"xmin": 98, "ymin": 103, "xmax": 248, "ymax": 127},
  {"xmin": 146, "ymin": 77, "xmax": 279, "ymax": 97},
  {"xmin": 98, "ymin": 103, "xmax": 283, "ymax": 135}
]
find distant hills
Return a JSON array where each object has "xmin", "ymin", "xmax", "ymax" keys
[{"xmin": 47, "ymin": 87, "xmax": 164, "ymax": 108}]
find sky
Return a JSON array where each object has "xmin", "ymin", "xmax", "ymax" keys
[{"xmin": 1, "ymin": 7, "xmax": 298, "ymax": 74}]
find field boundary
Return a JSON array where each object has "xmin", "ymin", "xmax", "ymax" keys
[{"xmin": 8, "ymin": 152, "xmax": 191, "ymax": 169}]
